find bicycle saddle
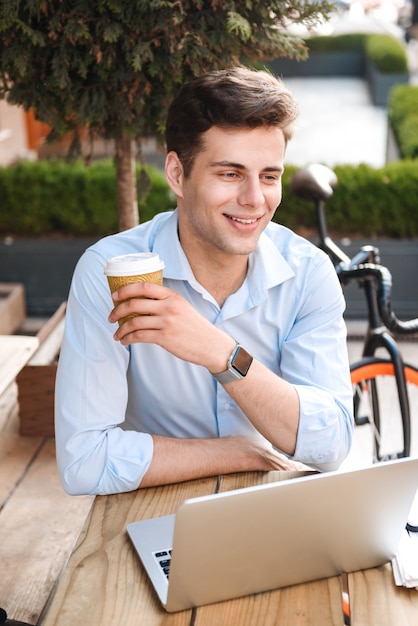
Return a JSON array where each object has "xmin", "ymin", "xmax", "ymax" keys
[{"xmin": 289, "ymin": 163, "xmax": 337, "ymax": 201}]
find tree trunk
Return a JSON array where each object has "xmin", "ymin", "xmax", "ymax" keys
[{"xmin": 115, "ymin": 133, "xmax": 139, "ymax": 231}]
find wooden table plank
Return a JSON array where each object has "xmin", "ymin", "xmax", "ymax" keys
[
  {"xmin": 40, "ymin": 478, "xmax": 219, "ymax": 626},
  {"xmin": 350, "ymin": 565, "xmax": 418, "ymax": 626},
  {"xmin": 217, "ymin": 469, "xmax": 317, "ymax": 491},
  {"xmin": 0, "ymin": 431, "xmax": 44, "ymax": 508},
  {"xmin": 0, "ymin": 380, "xmax": 18, "ymax": 428},
  {"xmin": 0, "ymin": 440, "xmax": 93, "ymax": 625},
  {"xmin": 0, "ymin": 335, "xmax": 39, "ymax": 397},
  {"xmin": 193, "ymin": 576, "xmax": 343, "ymax": 626},
  {"xmin": 0, "ymin": 382, "xmax": 44, "ymax": 510}
]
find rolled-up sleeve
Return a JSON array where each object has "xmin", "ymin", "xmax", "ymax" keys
[
  {"xmin": 280, "ymin": 254, "xmax": 354, "ymax": 471},
  {"xmin": 55, "ymin": 249, "xmax": 154, "ymax": 495}
]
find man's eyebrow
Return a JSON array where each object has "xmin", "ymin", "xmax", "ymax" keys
[
  {"xmin": 263, "ymin": 165, "xmax": 284, "ymax": 173},
  {"xmin": 210, "ymin": 160, "xmax": 246, "ymax": 169},
  {"xmin": 210, "ymin": 160, "xmax": 283, "ymax": 172}
]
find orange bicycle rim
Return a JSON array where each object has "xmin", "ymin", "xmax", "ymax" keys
[{"xmin": 351, "ymin": 362, "xmax": 418, "ymax": 386}]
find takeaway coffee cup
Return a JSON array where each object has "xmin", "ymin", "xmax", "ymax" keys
[{"xmin": 104, "ymin": 252, "xmax": 165, "ymax": 325}]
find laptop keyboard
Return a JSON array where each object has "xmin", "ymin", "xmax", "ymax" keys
[{"xmin": 153, "ymin": 549, "xmax": 172, "ymax": 579}]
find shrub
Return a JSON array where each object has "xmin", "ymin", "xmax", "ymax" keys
[
  {"xmin": 138, "ymin": 167, "xmax": 176, "ymax": 224},
  {"xmin": 307, "ymin": 33, "xmax": 368, "ymax": 53},
  {"xmin": 1, "ymin": 158, "xmax": 417, "ymax": 239},
  {"xmin": 396, "ymin": 114, "xmax": 418, "ymax": 159},
  {"xmin": 389, "ymin": 84, "xmax": 418, "ymax": 159},
  {"xmin": 279, "ymin": 161, "xmax": 418, "ymax": 239},
  {"xmin": 0, "ymin": 159, "xmax": 175, "ymax": 236},
  {"xmin": 306, "ymin": 32, "xmax": 408, "ymax": 73},
  {"xmin": 365, "ymin": 34, "xmax": 408, "ymax": 74}
]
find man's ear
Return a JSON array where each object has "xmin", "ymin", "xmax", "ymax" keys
[{"xmin": 165, "ymin": 151, "xmax": 184, "ymax": 198}]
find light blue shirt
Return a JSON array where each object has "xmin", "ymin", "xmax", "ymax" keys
[{"xmin": 55, "ymin": 210, "xmax": 353, "ymax": 495}]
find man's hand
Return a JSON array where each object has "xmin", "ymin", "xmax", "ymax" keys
[
  {"xmin": 108, "ymin": 282, "xmax": 235, "ymax": 373},
  {"xmin": 245, "ymin": 437, "xmax": 307, "ymax": 472}
]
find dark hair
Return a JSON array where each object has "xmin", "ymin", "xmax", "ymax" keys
[{"xmin": 165, "ymin": 66, "xmax": 298, "ymax": 177}]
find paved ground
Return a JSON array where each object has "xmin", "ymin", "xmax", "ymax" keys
[{"xmin": 284, "ymin": 76, "xmax": 389, "ymax": 168}]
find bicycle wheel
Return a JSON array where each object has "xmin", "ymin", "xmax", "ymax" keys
[{"xmin": 350, "ymin": 357, "xmax": 418, "ymax": 464}]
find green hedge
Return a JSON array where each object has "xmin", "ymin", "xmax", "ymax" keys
[
  {"xmin": 307, "ymin": 33, "xmax": 368, "ymax": 53},
  {"xmin": 279, "ymin": 161, "xmax": 418, "ymax": 238},
  {"xmin": 365, "ymin": 34, "xmax": 409, "ymax": 74},
  {"xmin": 307, "ymin": 32, "xmax": 409, "ymax": 73},
  {"xmin": 0, "ymin": 158, "xmax": 417, "ymax": 239},
  {"xmin": 0, "ymin": 159, "xmax": 175, "ymax": 235},
  {"xmin": 389, "ymin": 84, "xmax": 418, "ymax": 159}
]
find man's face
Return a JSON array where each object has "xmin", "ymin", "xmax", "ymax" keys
[{"xmin": 167, "ymin": 125, "xmax": 286, "ymax": 262}]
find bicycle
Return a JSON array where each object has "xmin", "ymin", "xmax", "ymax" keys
[{"xmin": 289, "ymin": 163, "xmax": 418, "ymax": 464}]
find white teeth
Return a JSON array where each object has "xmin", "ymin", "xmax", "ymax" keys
[{"xmin": 229, "ymin": 216, "xmax": 257, "ymax": 224}]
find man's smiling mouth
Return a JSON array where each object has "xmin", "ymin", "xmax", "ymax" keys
[{"xmin": 226, "ymin": 215, "xmax": 258, "ymax": 225}]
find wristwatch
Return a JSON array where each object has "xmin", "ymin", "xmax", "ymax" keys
[{"xmin": 213, "ymin": 344, "xmax": 253, "ymax": 385}]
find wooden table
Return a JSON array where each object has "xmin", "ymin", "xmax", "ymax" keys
[
  {"xmin": 39, "ymin": 472, "xmax": 418, "ymax": 626},
  {"xmin": 0, "ymin": 335, "xmax": 39, "ymax": 397}
]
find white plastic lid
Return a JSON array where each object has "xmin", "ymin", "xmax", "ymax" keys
[{"xmin": 104, "ymin": 252, "xmax": 165, "ymax": 276}]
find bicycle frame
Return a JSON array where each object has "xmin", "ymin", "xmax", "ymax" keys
[
  {"xmin": 290, "ymin": 164, "xmax": 414, "ymax": 458},
  {"xmin": 321, "ymin": 209, "xmax": 411, "ymax": 457},
  {"xmin": 358, "ymin": 262, "xmax": 411, "ymax": 457}
]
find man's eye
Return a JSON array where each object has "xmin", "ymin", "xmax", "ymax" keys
[{"xmin": 262, "ymin": 174, "xmax": 280, "ymax": 183}]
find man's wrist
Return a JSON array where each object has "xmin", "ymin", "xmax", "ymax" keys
[
  {"xmin": 207, "ymin": 336, "xmax": 237, "ymax": 375},
  {"xmin": 212, "ymin": 343, "xmax": 253, "ymax": 385}
]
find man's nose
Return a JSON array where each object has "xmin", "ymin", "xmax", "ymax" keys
[{"xmin": 237, "ymin": 177, "xmax": 265, "ymax": 207}]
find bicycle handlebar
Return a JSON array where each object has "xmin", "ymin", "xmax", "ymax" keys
[
  {"xmin": 338, "ymin": 263, "xmax": 418, "ymax": 335},
  {"xmin": 289, "ymin": 163, "xmax": 418, "ymax": 335}
]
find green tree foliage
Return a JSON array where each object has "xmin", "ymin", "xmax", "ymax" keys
[{"xmin": 0, "ymin": 0, "xmax": 333, "ymax": 230}]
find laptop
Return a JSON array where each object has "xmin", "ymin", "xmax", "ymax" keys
[{"xmin": 127, "ymin": 457, "xmax": 418, "ymax": 612}]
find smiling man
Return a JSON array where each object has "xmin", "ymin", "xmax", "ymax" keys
[{"xmin": 55, "ymin": 66, "xmax": 354, "ymax": 496}]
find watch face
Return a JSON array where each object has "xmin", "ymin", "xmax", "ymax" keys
[{"xmin": 232, "ymin": 347, "xmax": 253, "ymax": 377}]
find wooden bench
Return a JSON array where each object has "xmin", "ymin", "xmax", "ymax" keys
[
  {"xmin": 17, "ymin": 302, "xmax": 67, "ymax": 437},
  {"xmin": 0, "ymin": 336, "xmax": 39, "ymax": 398},
  {"xmin": 0, "ymin": 283, "xmax": 26, "ymax": 336}
]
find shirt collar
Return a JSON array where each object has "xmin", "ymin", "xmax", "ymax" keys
[{"xmin": 152, "ymin": 210, "xmax": 191, "ymax": 281}]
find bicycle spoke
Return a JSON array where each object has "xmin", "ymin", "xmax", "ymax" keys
[{"xmin": 354, "ymin": 380, "xmax": 383, "ymax": 462}]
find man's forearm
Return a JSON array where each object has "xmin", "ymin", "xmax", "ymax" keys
[
  {"xmin": 139, "ymin": 434, "xmax": 301, "ymax": 488},
  {"xmin": 222, "ymin": 358, "xmax": 300, "ymax": 456}
]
